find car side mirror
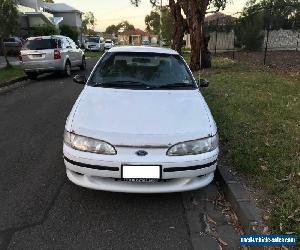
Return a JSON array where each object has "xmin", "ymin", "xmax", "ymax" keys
[
  {"xmin": 73, "ymin": 74, "xmax": 86, "ymax": 84},
  {"xmin": 198, "ymin": 79, "xmax": 209, "ymax": 87}
]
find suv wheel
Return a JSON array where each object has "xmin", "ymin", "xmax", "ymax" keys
[
  {"xmin": 64, "ymin": 61, "xmax": 72, "ymax": 77},
  {"xmin": 26, "ymin": 72, "xmax": 38, "ymax": 80},
  {"xmin": 80, "ymin": 57, "xmax": 86, "ymax": 70}
]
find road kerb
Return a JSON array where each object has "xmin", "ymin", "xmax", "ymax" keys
[{"xmin": 216, "ymin": 165, "xmax": 263, "ymax": 235}]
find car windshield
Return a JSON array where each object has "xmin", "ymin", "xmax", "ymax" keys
[
  {"xmin": 105, "ymin": 40, "xmax": 112, "ymax": 43},
  {"xmin": 23, "ymin": 39, "xmax": 59, "ymax": 50},
  {"xmin": 89, "ymin": 52, "xmax": 195, "ymax": 89},
  {"xmin": 88, "ymin": 37, "xmax": 99, "ymax": 43}
]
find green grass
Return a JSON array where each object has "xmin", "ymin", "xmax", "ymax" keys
[
  {"xmin": 84, "ymin": 50, "xmax": 104, "ymax": 58},
  {"xmin": 0, "ymin": 65, "xmax": 25, "ymax": 86},
  {"xmin": 200, "ymin": 57, "xmax": 300, "ymax": 237}
]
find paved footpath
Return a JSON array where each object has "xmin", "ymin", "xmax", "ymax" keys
[
  {"xmin": 0, "ymin": 57, "xmax": 240, "ymax": 250},
  {"xmin": 0, "ymin": 56, "xmax": 20, "ymax": 69}
]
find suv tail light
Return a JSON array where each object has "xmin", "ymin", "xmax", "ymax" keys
[{"xmin": 54, "ymin": 49, "xmax": 61, "ymax": 60}]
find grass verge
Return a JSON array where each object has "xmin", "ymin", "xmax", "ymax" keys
[
  {"xmin": 200, "ymin": 57, "xmax": 300, "ymax": 237},
  {"xmin": 0, "ymin": 65, "xmax": 25, "ymax": 87},
  {"xmin": 84, "ymin": 50, "xmax": 104, "ymax": 58}
]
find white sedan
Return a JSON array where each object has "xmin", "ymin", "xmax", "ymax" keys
[{"xmin": 63, "ymin": 46, "xmax": 219, "ymax": 193}]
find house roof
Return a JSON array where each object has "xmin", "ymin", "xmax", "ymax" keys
[
  {"xmin": 108, "ymin": 46, "xmax": 178, "ymax": 55},
  {"xmin": 20, "ymin": 12, "xmax": 54, "ymax": 26},
  {"xmin": 43, "ymin": 3, "xmax": 82, "ymax": 14}
]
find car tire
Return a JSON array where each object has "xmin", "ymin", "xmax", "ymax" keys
[
  {"xmin": 80, "ymin": 57, "xmax": 86, "ymax": 70},
  {"xmin": 64, "ymin": 61, "xmax": 72, "ymax": 77},
  {"xmin": 26, "ymin": 72, "xmax": 38, "ymax": 80}
]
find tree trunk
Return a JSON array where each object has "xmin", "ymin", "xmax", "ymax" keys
[
  {"xmin": 179, "ymin": 0, "xmax": 211, "ymax": 71},
  {"xmin": 0, "ymin": 37, "xmax": 11, "ymax": 68},
  {"xmin": 169, "ymin": 0, "xmax": 186, "ymax": 54}
]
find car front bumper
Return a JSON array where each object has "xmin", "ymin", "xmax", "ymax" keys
[{"xmin": 63, "ymin": 144, "xmax": 218, "ymax": 193}]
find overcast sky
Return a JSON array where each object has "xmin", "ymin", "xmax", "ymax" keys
[{"xmin": 55, "ymin": 0, "xmax": 249, "ymax": 32}]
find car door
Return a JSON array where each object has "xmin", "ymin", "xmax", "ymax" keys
[
  {"xmin": 65, "ymin": 38, "xmax": 76, "ymax": 65},
  {"xmin": 68, "ymin": 38, "xmax": 82, "ymax": 65}
]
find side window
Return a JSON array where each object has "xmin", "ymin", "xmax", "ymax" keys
[
  {"xmin": 71, "ymin": 40, "xmax": 77, "ymax": 48},
  {"xmin": 64, "ymin": 39, "xmax": 72, "ymax": 48},
  {"xmin": 67, "ymin": 38, "xmax": 76, "ymax": 48},
  {"xmin": 56, "ymin": 39, "xmax": 62, "ymax": 48}
]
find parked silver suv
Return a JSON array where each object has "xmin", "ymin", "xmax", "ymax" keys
[{"xmin": 20, "ymin": 35, "xmax": 86, "ymax": 79}]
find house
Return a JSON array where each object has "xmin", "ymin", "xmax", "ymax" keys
[
  {"xmin": 17, "ymin": 0, "xmax": 82, "ymax": 38},
  {"xmin": 17, "ymin": 0, "xmax": 56, "ymax": 37},
  {"xmin": 118, "ymin": 29, "xmax": 155, "ymax": 45},
  {"xmin": 43, "ymin": 3, "xmax": 83, "ymax": 33}
]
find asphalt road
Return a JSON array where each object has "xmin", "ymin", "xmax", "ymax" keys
[{"xmin": 0, "ymin": 57, "xmax": 240, "ymax": 250}]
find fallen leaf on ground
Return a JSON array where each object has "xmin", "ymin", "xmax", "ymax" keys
[
  {"xmin": 218, "ymin": 237, "xmax": 228, "ymax": 246},
  {"xmin": 260, "ymin": 165, "xmax": 268, "ymax": 171},
  {"xmin": 207, "ymin": 215, "xmax": 217, "ymax": 225}
]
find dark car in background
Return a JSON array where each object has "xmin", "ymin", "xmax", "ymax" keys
[{"xmin": 1, "ymin": 37, "xmax": 24, "ymax": 55}]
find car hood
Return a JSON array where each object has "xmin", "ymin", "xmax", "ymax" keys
[{"xmin": 70, "ymin": 86, "xmax": 215, "ymax": 146}]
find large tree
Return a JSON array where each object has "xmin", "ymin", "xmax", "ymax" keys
[
  {"xmin": 105, "ymin": 21, "xmax": 135, "ymax": 35},
  {"xmin": 169, "ymin": 0, "xmax": 187, "ymax": 54},
  {"xmin": 81, "ymin": 12, "xmax": 96, "ymax": 35},
  {"xmin": 234, "ymin": 0, "xmax": 300, "ymax": 51},
  {"xmin": 145, "ymin": 11, "xmax": 160, "ymax": 34},
  {"xmin": 0, "ymin": 0, "xmax": 19, "ymax": 67},
  {"xmin": 244, "ymin": 0, "xmax": 300, "ymax": 30},
  {"xmin": 161, "ymin": 7, "xmax": 175, "ymax": 45},
  {"xmin": 105, "ymin": 24, "xmax": 120, "ymax": 35},
  {"xmin": 132, "ymin": 0, "xmax": 228, "ymax": 70},
  {"xmin": 178, "ymin": 0, "xmax": 229, "ymax": 70},
  {"xmin": 120, "ymin": 21, "xmax": 135, "ymax": 32}
]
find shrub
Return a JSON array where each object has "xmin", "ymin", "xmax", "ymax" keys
[
  {"xmin": 31, "ymin": 24, "xmax": 59, "ymax": 36},
  {"xmin": 235, "ymin": 13, "xmax": 265, "ymax": 51},
  {"xmin": 60, "ymin": 24, "xmax": 79, "ymax": 42}
]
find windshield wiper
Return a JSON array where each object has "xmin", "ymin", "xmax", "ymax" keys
[
  {"xmin": 93, "ymin": 80, "xmax": 151, "ymax": 89},
  {"xmin": 154, "ymin": 83, "xmax": 195, "ymax": 89}
]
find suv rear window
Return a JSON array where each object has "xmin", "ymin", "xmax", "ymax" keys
[{"xmin": 23, "ymin": 39, "xmax": 60, "ymax": 50}]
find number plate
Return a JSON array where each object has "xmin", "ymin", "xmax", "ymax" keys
[
  {"xmin": 122, "ymin": 178, "xmax": 159, "ymax": 183},
  {"xmin": 122, "ymin": 165, "xmax": 161, "ymax": 179},
  {"xmin": 31, "ymin": 54, "xmax": 42, "ymax": 58}
]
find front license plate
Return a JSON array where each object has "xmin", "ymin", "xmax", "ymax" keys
[
  {"xmin": 123, "ymin": 178, "xmax": 159, "ymax": 183},
  {"xmin": 122, "ymin": 165, "xmax": 161, "ymax": 179}
]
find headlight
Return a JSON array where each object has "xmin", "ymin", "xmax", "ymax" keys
[
  {"xmin": 167, "ymin": 134, "xmax": 218, "ymax": 156},
  {"xmin": 64, "ymin": 130, "xmax": 116, "ymax": 155}
]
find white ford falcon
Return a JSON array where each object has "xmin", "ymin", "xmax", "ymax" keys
[{"xmin": 63, "ymin": 46, "xmax": 219, "ymax": 193}]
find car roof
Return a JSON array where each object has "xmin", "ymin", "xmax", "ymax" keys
[
  {"xmin": 108, "ymin": 46, "xmax": 178, "ymax": 55},
  {"xmin": 26, "ymin": 35, "xmax": 66, "ymax": 40}
]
